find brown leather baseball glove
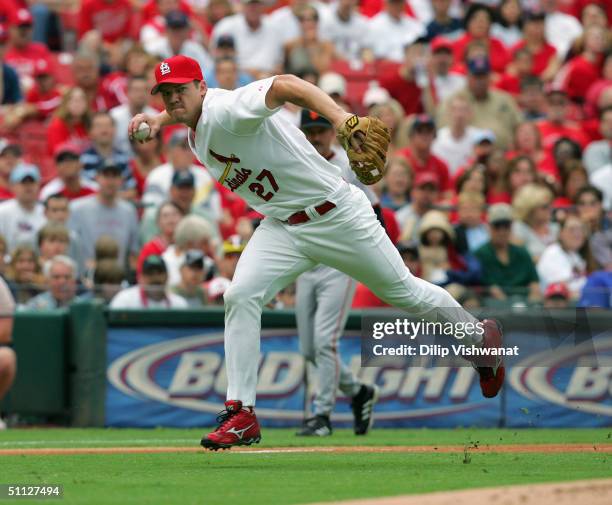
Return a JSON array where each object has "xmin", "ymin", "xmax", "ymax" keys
[{"xmin": 336, "ymin": 115, "xmax": 391, "ymax": 185}]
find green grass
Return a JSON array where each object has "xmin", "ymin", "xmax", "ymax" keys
[{"xmin": 1, "ymin": 429, "xmax": 611, "ymax": 504}]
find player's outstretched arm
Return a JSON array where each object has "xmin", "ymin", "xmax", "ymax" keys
[
  {"xmin": 128, "ymin": 110, "xmax": 177, "ymax": 142},
  {"xmin": 266, "ymin": 74, "xmax": 352, "ymax": 130}
]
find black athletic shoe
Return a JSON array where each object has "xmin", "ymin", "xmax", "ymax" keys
[
  {"xmin": 296, "ymin": 415, "xmax": 332, "ymax": 437},
  {"xmin": 351, "ymin": 384, "xmax": 379, "ymax": 435}
]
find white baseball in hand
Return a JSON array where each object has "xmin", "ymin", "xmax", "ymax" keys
[{"xmin": 133, "ymin": 122, "xmax": 151, "ymax": 141}]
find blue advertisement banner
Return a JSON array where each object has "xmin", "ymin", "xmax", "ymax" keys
[{"xmin": 106, "ymin": 326, "xmax": 612, "ymax": 428}]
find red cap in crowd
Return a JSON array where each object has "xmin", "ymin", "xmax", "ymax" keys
[
  {"xmin": 151, "ymin": 55, "xmax": 204, "ymax": 95},
  {"xmin": 544, "ymin": 282, "xmax": 570, "ymax": 300},
  {"xmin": 33, "ymin": 58, "xmax": 52, "ymax": 77},
  {"xmin": 11, "ymin": 8, "xmax": 33, "ymax": 27},
  {"xmin": 414, "ymin": 172, "xmax": 440, "ymax": 188},
  {"xmin": 430, "ymin": 36, "xmax": 453, "ymax": 54}
]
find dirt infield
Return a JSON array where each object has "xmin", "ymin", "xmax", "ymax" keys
[
  {"xmin": 0, "ymin": 443, "xmax": 610, "ymax": 456},
  {"xmin": 306, "ymin": 478, "xmax": 612, "ymax": 505}
]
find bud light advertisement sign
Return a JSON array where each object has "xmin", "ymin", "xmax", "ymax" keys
[{"xmin": 106, "ymin": 324, "xmax": 612, "ymax": 428}]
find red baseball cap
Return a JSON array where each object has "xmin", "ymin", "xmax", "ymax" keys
[
  {"xmin": 430, "ymin": 36, "xmax": 453, "ymax": 53},
  {"xmin": 151, "ymin": 55, "xmax": 204, "ymax": 95},
  {"xmin": 11, "ymin": 8, "xmax": 33, "ymax": 26},
  {"xmin": 33, "ymin": 58, "xmax": 52, "ymax": 77},
  {"xmin": 544, "ymin": 282, "xmax": 569, "ymax": 300},
  {"xmin": 414, "ymin": 171, "xmax": 440, "ymax": 188}
]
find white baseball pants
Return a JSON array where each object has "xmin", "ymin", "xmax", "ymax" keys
[{"xmin": 223, "ymin": 182, "xmax": 480, "ymax": 406}]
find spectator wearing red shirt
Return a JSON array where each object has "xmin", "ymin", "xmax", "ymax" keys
[
  {"xmin": 25, "ymin": 58, "xmax": 61, "ymax": 120},
  {"xmin": 537, "ymin": 89, "xmax": 590, "ymax": 152},
  {"xmin": 79, "ymin": 0, "xmax": 133, "ymax": 44},
  {"xmin": 378, "ymin": 40, "xmax": 424, "ymax": 116},
  {"xmin": 494, "ymin": 47, "xmax": 533, "ymax": 96},
  {"xmin": 39, "ymin": 143, "xmax": 99, "ymax": 202},
  {"xmin": 452, "ymin": 4, "xmax": 510, "ymax": 74},
  {"xmin": 4, "ymin": 8, "xmax": 51, "ymax": 92},
  {"xmin": 72, "ymin": 52, "xmax": 117, "ymax": 112},
  {"xmin": 511, "ymin": 11, "xmax": 559, "ymax": 81},
  {"xmin": 397, "ymin": 115, "xmax": 452, "ymax": 198},
  {"xmin": 137, "ymin": 201, "xmax": 185, "ymax": 277},
  {"xmin": 555, "ymin": 25, "xmax": 606, "ymax": 104},
  {"xmin": 47, "ymin": 87, "xmax": 92, "ymax": 155}
]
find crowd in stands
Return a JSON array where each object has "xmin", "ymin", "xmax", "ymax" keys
[{"xmin": 0, "ymin": 0, "xmax": 611, "ymax": 310}]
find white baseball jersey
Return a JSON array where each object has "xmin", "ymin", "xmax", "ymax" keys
[
  {"xmin": 188, "ymin": 77, "xmax": 347, "ymax": 220},
  {"xmin": 328, "ymin": 145, "xmax": 378, "ymax": 206}
]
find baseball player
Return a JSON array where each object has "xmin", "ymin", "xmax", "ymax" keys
[
  {"xmin": 129, "ymin": 55, "xmax": 504, "ymax": 451},
  {"xmin": 296, "ymin": 109, "xmax": 380, "ymax": 437}
]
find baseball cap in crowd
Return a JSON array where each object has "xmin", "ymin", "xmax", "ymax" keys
[
  {"xmin": 33, "ymin": 58, "xmax": 52, "ymax": 78},
  {"xmin": 430, "ymin": 36, "xmax": 453, "ymax": 54},
  {"xmin": 410, "ymin": 114, "xmax": 436, "ymax": 133},
  {"xmin": 217, "ymin": 34, "xmax": 235, "ymax": 49},
  {"xmin": 223, "ymin": 235, "xmax": 246, "ymax": 255},
  {"xmin": 487, "ymin": 203, "xmax": 513, "ymax": 225},
  {"xmin": 168, "ymin": 129, "xmax": 189, "ymax": 148},
  {"xmin": 522, "ymin": 10, "xmax": 546, "ymax": 23},
  {"xmin": 473, "ymin": 130, "xmax": 496, "ymax": 145},
  {"xmin": 362, "ymin": 85, "xmax": 391, "ymax": 108},
  {"xmin": 182, "ymin": 249, "xmax": 205, "ymax": 269},
  {"xmin": 413, "ymin": 171, "xmax": 439, "ymax": 189},
  {"xmin": 11, "ymin": 8, "xmax": 33, "ymax": 26},
  {"xmin": 300, "ymin": 109, "xmax": 331, "ymax": 129},
  {"xmin": 10, "ymin": 163, "xmax": 40, "ymax": 184},
  {"xmin": 54, "ymin": 142, "xmax": 81, "ymax": 161},
  {"xmin": 165, "ymin": 10, "xmax": 190, "ymax": 29},
  {"xmin": 98, "ymin": 158, "xmax": 122, "ymax": 174},
  {"xmin": 467, "ymin": 55, "xmax": 491, "ymax": 76},
  {"xmin": 318, "ymin": 72, "xmax": 347, "ymax": 98},
  {"xmin": 0, "ymin": 24, "xmax": 8, "ymax": 43},
  {"xmin": 172, "ymin": 170, "xmax": 195, "ymax": 188},
  {"xmin": 544, "ymin": 282, "xmax": 570, "ymax": 300},
  {"xmin": 151, "ymin": 55, "xmax": 204, "ymax": 95},
  {"xmin": 142, "ymin": 255, "xmax": 167, "ymax": 275}
]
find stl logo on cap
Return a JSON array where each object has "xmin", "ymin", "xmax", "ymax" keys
[{"xmin": 160, "ymin": 62, "xmax": 171, "ymax": 76}]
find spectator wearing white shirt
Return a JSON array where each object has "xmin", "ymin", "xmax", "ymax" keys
[
  {"xmin": 426, "ymin": 37, "xmax": 466, "ymax": 111},
  {"xmin": 0, "ymin": 275, "xmax": 16, "ymax": 429},
  {"xmin": 536, "ymin": 214, "xmax": 589, "ymax": 299},
  {"xmin": 319, "ymin": 0, "xmax": 370, "ymax": 62},
  {"xmin": 110, "ymin": 255, "xmax": 188, "ymax": 309},
  {"xmin": 162, "ymin": 215, "xmax": 214, "ymax": 288},
  {"xmin": 365, "ymin": 0, "xmax": 425, "ymax": 62},
  {"xmin": 0, "ymin": 163, "xmax": 46, "ymax": 252},
  {"xmin": 268, "ymin": 0, "xmax": 331, "ymax": 47},
  {"xmin": 590, "ymin": 164, "xmax": 612, "ymax": 211},
  {"xmin": 432, "ymin": 95, "xmax": 485, "ymax": 175},
  {"xmin": 145, "ymin": 11, "xmax": 213, "ymax": 75},
  {"xmin": 543, "ymin": 0, "xmax": 583, "ymax": 59},
  {"xmin": 110, "ymin": 76, "xmax": 158, "ymax": 155},
  {"xmin": 142, "ymin": 130, "xmax": 221, "ymax": 225},
  {"xmin": 212, "ymin": 0, "xmax": 283, "ymax": 78},
  {"xmin": 583, "ymin": 106, "xmax": 612, "ymax": 176}
]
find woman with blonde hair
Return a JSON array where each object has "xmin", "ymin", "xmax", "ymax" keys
[
  {"xmin": 512, "ymin": 183, "xmax": 559, "ymax": 261},
  {"xmin": 4, "ymin": 245, "xmax": 45, "ymax": 305},
  {"xmin": 46, "ymin": 87, "xmax": 92, "ymax": 155}
]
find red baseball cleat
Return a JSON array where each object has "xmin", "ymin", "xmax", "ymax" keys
[
  {"xmin": 201, "ymin": 400, "xmax": 261, "ymax": 451},
  {"xmin": 475, "ymin": 319, "xmax": 505, "ymax": 398}
]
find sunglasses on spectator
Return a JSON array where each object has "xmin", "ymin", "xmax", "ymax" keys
[{"xmin": 491, "ymin": 221, "xmax": 512, "ymax": 230}]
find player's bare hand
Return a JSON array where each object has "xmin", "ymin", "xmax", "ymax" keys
[{"xmin": 128, "ymin": 113, "xmax": 160, "ymax": 143}]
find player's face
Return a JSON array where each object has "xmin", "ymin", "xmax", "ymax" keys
[
  {"xmin": 303, "ymin": 126, "xmax": 334, "ymax": 157},
  {"xmin": 160, "ymin": 81, "xmax": 206, "ymax": 127}
]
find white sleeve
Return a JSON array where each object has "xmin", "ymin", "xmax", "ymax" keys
[{"xmin": 212, "ymin": 77, "xmax": 281, "ymax": 135}]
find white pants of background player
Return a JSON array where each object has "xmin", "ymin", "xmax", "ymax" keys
[
  {"xmin": 296, "ymin": 265, "xmax": 360, "ymax": 417},
  {"xmin": 223, "ymin": 182, "xmax": 481, "ymax": 406}
]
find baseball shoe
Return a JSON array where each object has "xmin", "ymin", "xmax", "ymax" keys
[
  {"xmin": 200, "ymin": 400, "xmax": 261, "ymax": 451},
  {"xmin": 296, "ymin": 415, "xmax": 332, "ymax": 437},
  {"xmin": 475, "ymin": 319, "xmax": 505, "ymax": 398},
  {"xmin": 351, "ymin": 384, "xmax": 379, "ymax": 435}
]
